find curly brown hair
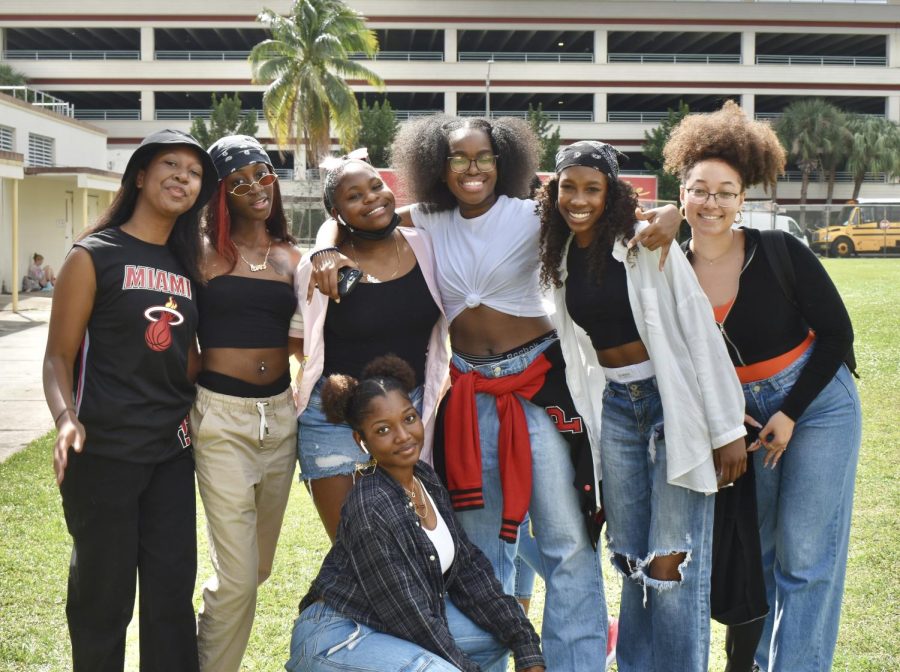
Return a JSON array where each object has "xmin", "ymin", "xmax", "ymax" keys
[
  {"xmin": 320, "ymin": 355, "xmax": 417, "ymax": 435},
  {"xmin": 662, "ymin": 100, "xmax": 785, "ymax": 192},
  {"xmin": 391, "ymin": 115, "xmax": 539, "ymax": 213},
  {"xmin": 537, "ymin": 174, "xmax": 639, "ymax": 289}
]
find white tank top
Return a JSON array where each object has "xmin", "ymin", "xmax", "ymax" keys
[
  {"xmin": 421, "ymin": 486, "xmax": 456, "ymax": 574},
  {"xmin": 411, "ymin": 196, "xmax": 547, "ymax": 323}
]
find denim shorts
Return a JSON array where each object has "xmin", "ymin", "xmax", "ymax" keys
[{"xmin": 297, "ymin": 377, "xmax": 424, "ymax": 481}]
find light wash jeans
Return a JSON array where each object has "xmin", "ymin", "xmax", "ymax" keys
[
  {"xmin": 285, "ymin": 600, "xmax": 507, "ymax": 671},
  {"xmin": 450, "ymin": 343, "xmax": 607, "ymax": 671},
  {"xmin": 600, "ymin": 375, "xmax": 714, "ymax": 672},
  {"xmin": 745, "ymin": 351, "xmax": 861, "ymax": 672}
]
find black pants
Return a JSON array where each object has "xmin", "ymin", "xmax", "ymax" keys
[{"xmin": 60, "ymin": 450, "xmax": 199, "ymax": 672}]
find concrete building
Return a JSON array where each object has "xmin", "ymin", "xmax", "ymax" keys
[
  {"xmin": 1, "ymin": 0, "xmax": 898, "ymax": 212},
  {"xmin": 0, "ymin": 90, "xmax": 119, "ymax": 303}
]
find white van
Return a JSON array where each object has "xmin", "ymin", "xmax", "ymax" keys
[{"xmin": 739, "ymin": 211, "xmax": 809, "ymax": 247}]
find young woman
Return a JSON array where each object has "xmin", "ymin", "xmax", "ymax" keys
[
  {"xmin": 293, "ymin": 155, "xmax": 449, "ymax": 540},
  {"xmin": 190, "ymin": 135, "xmax": 302, "ymax": 672},
  {"xmin": 535, "ymin": 140, "xmax": 748, "ymax": 672},
  {"xmin": 309, "ymin": 115, "xmax": 682, "ymax": 670},
  {"xmin": 664, "ymin": 101, "xmax": 861, "ymax": 672},
  {"xmin": 42, "ymin": 129, "xmax": 217, "ymax": 671},
  {"xmin": 287, "ymin": 356, "xmax": 544, "ymax": 672}
]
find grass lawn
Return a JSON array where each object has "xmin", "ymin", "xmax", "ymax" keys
[{"xmin": 1, "ymin": 259, "xmax": 897, "ymax": 671}]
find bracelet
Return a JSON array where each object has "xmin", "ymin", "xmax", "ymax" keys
[
  {"xmin": 54, "ymin": 407, "xmax": 73, "ymax": 427},
  {"xmin": 310, "ymin": 246, "xmax": 339, "ymax": 261}
]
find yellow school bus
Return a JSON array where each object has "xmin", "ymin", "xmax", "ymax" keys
[{"xmin": 809, "ymin": 200, "xmax": 900, "ymax": 257}]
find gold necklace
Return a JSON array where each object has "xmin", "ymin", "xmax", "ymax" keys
[
  {"xmin": 692, "ymin": 231, "xmax": 735, "ymax": 265},
  {"xmin": 403, "ymin": 477, "xmax": 428, "ymax": 519},
  {"xmin": 235, "ymin": 239, "xmax": 272, "ymax": 272},
  {"xmin": 347, "ymin": 232, "xmax": 401, "ymax": 283}
]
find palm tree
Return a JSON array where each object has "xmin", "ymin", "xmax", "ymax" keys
[
  {"xmin": 845, "ymin": 114, "xmax": 900, "ymax": 201},
  {"xmin": 775, "ymin": 98, "xmax": 846, "ymax": 230},
  {"xmin": 249, "ymin": 0, "xmax": 384, "ymax": 174}
]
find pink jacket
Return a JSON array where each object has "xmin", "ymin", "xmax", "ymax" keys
[{"xmin": 290, "ymin": 227, "xmax": 451, "ymax": 463}]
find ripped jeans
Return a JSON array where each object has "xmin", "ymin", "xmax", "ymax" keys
[{"xmin": 600, "ymin": 375, "xmax": 714, "ymax": 672}]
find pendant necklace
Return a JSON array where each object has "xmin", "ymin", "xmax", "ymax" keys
[
  {"xmin": 347, "ymin": 232, "xmax": 401, "ymax": 283},
  {"xmin": 236, "ymin": 240, "xmax": 272, "ymax": 272},
  {"xmin": 692, "ymin": 231, "xmax": 735, "ymax": 266},
  {"xmin": 403, "ymin": 477, "xmax": 428, "ymax": 519}
]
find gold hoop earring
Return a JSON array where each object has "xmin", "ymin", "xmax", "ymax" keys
[
  {"xmin": 679, "ymin": 205, "xmax": 686, "ymax": 220},
  {"xmin": 357, "ymin": 455, "xmax": 378, "ymax": 476},
  {"xmin": 735, "ymin": 211, "xmax": 744, "ymax": 224}
]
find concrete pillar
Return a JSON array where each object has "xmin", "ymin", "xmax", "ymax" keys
[
  {"xmin": 140, "ymin": 89, "xmax": 155, "ymax": 121},
  {"xmin": 0, "ymin": 28, "xmax": 7, "ymax": 56},
  {"xmin": 141, "ymin": 26, "xmax": 154, "ymax": 61},
  {"xmin": 889, "ymin": 30, "xmax": 900, "ymax": 68},
  {"xmin": 444, "ymin": 91, "xmax": 457, "ymax": 116},
  {"xmin": 445, "ymin": 28, "xmax": 457, "ymax": 63},
  {"xmin": 11, "ymin": 179, "xmax": 18, "ymax": 312},
  {"xmin": 594, "ymin": 29, "xmax": 608, "ymax": 65},
  {"xmin": 594, "ymin": 92, "xmax": 607, "ymax": 124},
  {"xmin": 888, "ymin": 95, "xmax": 900, "ymax": 123},
  {"xmin": 75, "ymin": 187, "xmax": 88, "ymax": 233},
  {"xmin": 742, "ymin": 31, "xmax": 756, "ymax": 65},
  {"xmin": 741, "ymin": 93, "xmax": 755, "ymax": 118}
]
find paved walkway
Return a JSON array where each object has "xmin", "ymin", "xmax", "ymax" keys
[{"xmin": 0, "ymin": 294, "xmax": 52, "ymax": 462}]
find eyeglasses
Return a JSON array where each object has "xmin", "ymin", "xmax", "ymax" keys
[
  {"xmin": 684, "ymin": 187, "xmax": 740, "ymax": 206},
  {"xmin": 446, "ymin": 153, "xmax": 498, "ymax": 174},
  {"xmin": 228, "ymin": 172, "xmax": 278, "ymax": 196}
]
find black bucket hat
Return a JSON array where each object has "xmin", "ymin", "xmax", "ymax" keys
[{"xmin": 122, "ymin": 129, "xmax": 218, "ymax": 208}]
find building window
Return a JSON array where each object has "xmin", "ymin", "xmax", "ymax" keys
[
  {"xmin": 0, "ymin": 126, "xmax": 13, "ymax": 152},
  {"xmin": 28, "ymin": 133, "xmax": 55, "ymax": 167}
]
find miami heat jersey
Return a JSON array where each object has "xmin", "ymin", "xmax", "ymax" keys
[{"xmin": 73, "ymin": 227, "xmax": 198, "ymax": 463}]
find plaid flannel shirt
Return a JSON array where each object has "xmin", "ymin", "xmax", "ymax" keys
[{"xmin": 299, "ymin": 462, "xmax": 544, "ymax": 672}]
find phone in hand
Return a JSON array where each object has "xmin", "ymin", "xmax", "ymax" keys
[{"xmin": 337, "ymin": 266, "xmax": 362, "ymax": 297}]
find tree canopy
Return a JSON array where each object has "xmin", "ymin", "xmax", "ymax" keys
[{"xmin": 189, "ymin": 93, "xmax": 259, "ymax": 149}]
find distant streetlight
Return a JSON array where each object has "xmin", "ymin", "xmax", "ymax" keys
[{"xmin": 485, "ymin": 57, "xmax": 494, "ymax": 118}]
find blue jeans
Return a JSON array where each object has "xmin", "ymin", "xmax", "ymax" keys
[
  {"xmin": 285, "ymin": 600, "xmax": 507, "ymax": 671},
  {"xmin": 745, "ymin": 351, "xmax": 861, "ymax": 672},
  {"xmin": 450, "ymin": 343, "xmax": 607, "ymax": 671},
  {"xmin": 600, "ymin": 375, "xmax": 714, "ymax": 672}
]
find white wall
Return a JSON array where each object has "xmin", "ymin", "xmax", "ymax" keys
[{"xmin": 0, "ymin": 95, "xmax": 108, "ymax": 170}]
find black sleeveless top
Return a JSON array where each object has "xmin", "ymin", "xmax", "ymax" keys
[
  {"xmin": 323, "ymin": 263, "xmax": 440, "ymax": 385},
  {"xmin": 73, "ymin": 227, "xmax": 198, "ymax": 463},
  {"xmin": 196, "ymin": 275, "xmax": 297, "ymax": 349},
  {"xmin": 565, "ymin": 243, "xmax": 641, "ymax": 351}
]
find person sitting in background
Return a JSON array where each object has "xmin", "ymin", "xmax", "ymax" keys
[{"xmin": 23, "ymin": 253, "xmax": 56, "ymax": 291}]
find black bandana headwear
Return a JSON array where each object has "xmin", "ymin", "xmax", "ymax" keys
[
  {"xmin": 207, "ymin": 135, "xmax": 272, "ymax": 181},
  {"xmin": 554, "ymin": 141, "xmax": 625, "ymax": 181}
]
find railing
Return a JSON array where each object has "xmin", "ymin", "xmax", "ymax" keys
[
  {"xmin": 608, "ymin": 53, "xmax": 740, "ymax": 64},
  {"xmin": 755, "ymin": 112, "xmax": 886, "ymax": 121},
  {"xmin": 458, "ymin": 109, "xmax": 593, "ymax": 121},
  {"xmin": 0, "ymin": 86, "xmax": 73, "ymax": 117},
  {"xmin": 73, "ymin": 109, "xmax": 141, "ymax": 121},
  {"xmin": 348, "ymin": 51, "xmax": 443, "ymax": 61},
  {"xmin": 155, "ymin": 50, "xmax": 251, "ymax": 61},
  {"xmin": 393, "ymin": 109, "xmax": 444, "ymax": 120},
  {"xmin": 756, "ymin": 54, "xmax": 887, "ymax": 66},
  {"xmin": 607, "ymin": 111, "xmax": 670, "ymax": 123},
  {"xmin": 155, "ymin": 109, "xmax": 262, "ymax": 121},
  {"xmin": 273, "ymin": 168, "xmax": 294, "ymax": 180},
  {"xmin": 458, "ymin": 51, "xmax": 593, "ymax": 63},
  {"xmin": 780, "ymin": 170, "xmax": 889, "ymax": 183},
  {"xmin": 2, "ymin": 49, "xmax": 139, "ymax": 60}
]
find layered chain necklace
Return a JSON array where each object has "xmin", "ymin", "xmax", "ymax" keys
[
  {"xmin": 235, "ymin": 239, "xmax": 272, "ymax": 272},
  {"xmin": 347, "ymin": 232, "xmax": 401, "ymax": 283},
  {"xmin": 403, "ymin": 476, "xmax": 429, "ymax": 520}
]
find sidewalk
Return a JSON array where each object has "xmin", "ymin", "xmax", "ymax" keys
[{"xmin": 0, "ymin": 294, "xmax": 52, "ymax": 462}]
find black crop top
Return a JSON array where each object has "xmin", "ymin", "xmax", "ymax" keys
[
  {"xmin": 565, "ymin": 243, "xmax": 641, "ymax": 351},
  {"xmin": 196, "ymin": 275, "xmax": 297, "ymax": 349},
  {"xmin": 323, "ymin": 263, "xmax": 440, "ymax": 385},
  {"xmin": 687, "ymin": 228, "xmax": 853, "ymax": 421}
]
